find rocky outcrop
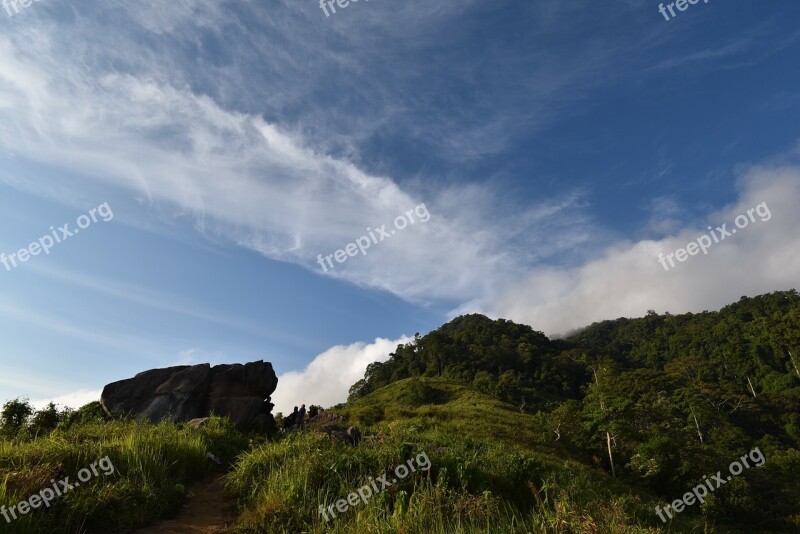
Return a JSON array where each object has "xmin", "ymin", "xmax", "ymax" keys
[{"xmin": 101, "ymin": 360, "xmax": 277, "ymax": 432}]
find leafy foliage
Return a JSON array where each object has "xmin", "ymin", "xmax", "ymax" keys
[
  {"xmin": 346, "ymin": 290, "xmax": 800, "ymax": 531},
  {"xmin": 349, "ymin": 315, "xmax": 587, "ymax": 407},
  {"xmin": 0, "ymin": 398, "xmax": 34, "ymax": 438}
]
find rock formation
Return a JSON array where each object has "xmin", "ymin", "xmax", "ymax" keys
[{"xmin": 101, "ymin": 360, "xmax": 277, "ymax": 432}]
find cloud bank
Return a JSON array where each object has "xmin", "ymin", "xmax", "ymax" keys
[
  {"xmin": 31, "ymin": 389, "xmax": 102, "ymax": 411},
  {"xmin": 271, "ymin": 336, "xmax": 412, "ymax": 414},
  {"xmin": 488, "ymin": 164, "xmax": 800, "ymax": 336}
]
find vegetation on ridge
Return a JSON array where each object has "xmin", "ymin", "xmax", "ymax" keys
[{"xmin": 1, "ymin": 290, "xmax": 798, "ymax": 532}]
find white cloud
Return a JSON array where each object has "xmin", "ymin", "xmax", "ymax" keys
[
  {"xmin": 21, "ymin": 157, "xmax": 800, "ymax": 414},
  {"xmin": 0, "ymin": 27, "xmax": 597, "ymax": 305},
  {"xmin": 271, "ymin": 336, "xmax": 412, "ymax": 414},
  {"xmin": 31, "ymin": 389, "xmax": 101, "ymax": 411},
  {"xmin": 488, "ymin": 165, "xmax": 800, "ymax": 336},
  {"xmin": 24, "ymin": 336, "xmax": 409, "ymax": 417},
  {"xmin": 642, "ymin": 195, "xmax": 685, "ymax": 237}
]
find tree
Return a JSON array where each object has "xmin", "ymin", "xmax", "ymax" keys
[
  {"xmin": 1, "ymin": 398, "xmax": 33, "ymax": 437},
  {"xmin": 63, "ymin": 401, "xmax": 106, "ymax": 427},
  {"xmin": 30, "ymin": 402, "xmax": 64, "ymax": 435}
]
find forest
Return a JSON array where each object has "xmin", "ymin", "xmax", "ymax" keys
[{"xmin": 348, "ymin": 290, "xmax": 800, "ymax": 529}]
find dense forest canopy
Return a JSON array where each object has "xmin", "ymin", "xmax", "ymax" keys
[
  {"xmin": 352, "ymin": 290, "xmax": 800, "ymax": 407},
  {"xmin": 348, "ymin": 290, "xmax": 800, "ymax": 528}
]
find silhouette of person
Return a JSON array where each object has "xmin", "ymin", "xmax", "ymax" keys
[{"xmin": 286, "ymin": 406, "xmax": 299, "ymax": 428}]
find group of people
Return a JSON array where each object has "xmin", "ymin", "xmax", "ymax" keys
[{"xmin": 283, "ymin": 403, "xmax": 320, "ymax": 430}]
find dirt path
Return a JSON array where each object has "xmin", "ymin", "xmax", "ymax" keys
[{"xmin": 136, "ymin": 475, "xmax": 235, "ymax": 533}]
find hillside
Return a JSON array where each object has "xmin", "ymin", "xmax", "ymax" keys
[
  {"xmin": 223, "ymin": 377, "xmax": 672, "ymax": 533},
  {"xmin": 1, "ymin": 290, "xmax": 798, "ymax": 532},
  {"xmin": 340, "ymin": 290, "xmax": 800, "ymax": 531}
]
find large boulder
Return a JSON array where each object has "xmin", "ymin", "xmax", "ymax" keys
[{"xmin": 101, "ymin": 360, "xmax": 278, "ymax": 432}]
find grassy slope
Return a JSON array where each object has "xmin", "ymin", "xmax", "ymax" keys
[
  {"xmin": 1, "ymin": 379, "xmax": 772, "ymax": 532},
  {"xmin": 225, "ymin": 378, "xmax": 707, "ymax": 533},
  {"xmin": 340, "ymin": 377, "xmax": 566, "ymax": 457},
  {"xmin": 0, "ymin": 417, "xmax": 248, "ymax": 534}
]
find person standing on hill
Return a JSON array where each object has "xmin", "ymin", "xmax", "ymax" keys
[
  {"xmin": 297, "ymin": 404, "xmax": 306, "ymax": 427},
  {"xmin": 285, "ymin": 406, "xmax": 299, "ymax": 429}
]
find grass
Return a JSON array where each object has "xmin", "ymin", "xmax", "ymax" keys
[
  {"xmin": 225, "ymin": 427, "xmax": 666, "ymax": 533},
  {"xmin": 0, "ymin": 416, "xmax": 248, "ymax": 533},
  {"xmin": 0, "ymin": 378, "xmax": 778, "ymax": 532},
  {"xmin": 224, "ymin": 378, "xmax": 697, "ymax": 533}
]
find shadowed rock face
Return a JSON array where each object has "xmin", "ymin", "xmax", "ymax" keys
[{"xmin": 101, "ymin": 361, "xmax": 277, "ymax": 432}]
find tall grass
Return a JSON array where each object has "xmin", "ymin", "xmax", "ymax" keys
[
  {"xmin": 0, "ymin": 379, "xmax": 724, "ymax": 532},
  {"xmin": 224, "ymin": 424, "xmax": 671, "ymax": 533},
  {"xmin": 221, "ymin": 378, "xmax": 715, "ymax": 533},
  {"xmin": 0, "ymin": 417, "xmax": 248, "ymax": 533}
]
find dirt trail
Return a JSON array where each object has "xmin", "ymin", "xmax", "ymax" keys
[{"xmin": 136, "ymin": 475, "xmax": 235, "ymax": 533}]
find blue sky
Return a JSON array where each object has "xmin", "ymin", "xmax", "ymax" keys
[{"xmin": 1, "ymin": 0, "xmax": 799, "ymax": 412}]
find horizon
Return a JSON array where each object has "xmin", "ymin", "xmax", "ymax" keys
[{"xmin": 12, "ymin": 290, "xmax": 796, "ymax": 415}]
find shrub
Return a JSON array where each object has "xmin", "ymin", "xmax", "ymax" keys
[
  {"xmin": 0, "ymin": 398, "xmax": 33, "ymax": 438},
  {"xmin": 29, "ymin": 402, "xmax": 67, "ymax": 436},
  {"xmin": 62, "ymin": 401, "xmax": 108, "ymax": 428},
  {"xmin": 407, "ymin": 378, "xmax": 438, "ymax": 406}
]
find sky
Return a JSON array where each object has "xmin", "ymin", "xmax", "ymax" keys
[{"xmin": 0, "ymin": 0, "xmax": 799, "ymax": 414}]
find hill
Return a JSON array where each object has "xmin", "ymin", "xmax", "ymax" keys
[
  {"xmin": 339, "ymin": 290, "xmax": 800, "ymax": 531},
  {"xmin": 1, "ymin": 290, "xmax": 798, "ymax": 532},
  {"xmin": 229, "ymin": 377, "xmax": 672, "ymax": 533}
]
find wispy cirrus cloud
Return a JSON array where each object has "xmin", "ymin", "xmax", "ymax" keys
[
  {"xmin": 0, "ymin": 0, "xmax": 604, "ymax": 305},
  {"xmin": 26, "ymin": 263, "xmax": 317, "ymax": 349},
  {"xmin": 0, "ymin": 0, "xmax": 795, "ymax": 345}
]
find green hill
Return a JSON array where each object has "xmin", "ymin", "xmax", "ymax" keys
[
  {"xmin": 335, "ymin": 290, "xmax": 800, "ymax": 532},
  {"xmin": 2, "ymin": 290, "xmax": 799, "ymax": 532},
  {"xmin": 341, "ymin": 376, "xmax": 562, "ymax": 455},
  {"xmin": 228, "ymin": 377, "xmax": 671, "ymax": 533}
]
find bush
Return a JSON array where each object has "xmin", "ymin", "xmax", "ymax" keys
[
  {"xmin": 29, "ymin": 402, "xmax": 67, "ymax": 436},
  {"xmin": 407, "ymin": 378, "xmax": 439, "ymax": 406},
  {"xmin": 62, "ymin": 401, "xmax": 108, "ymax": 428},
  {"xmin": 0, "ymin": 398, "xmax": 33, "ymax": 438}
]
